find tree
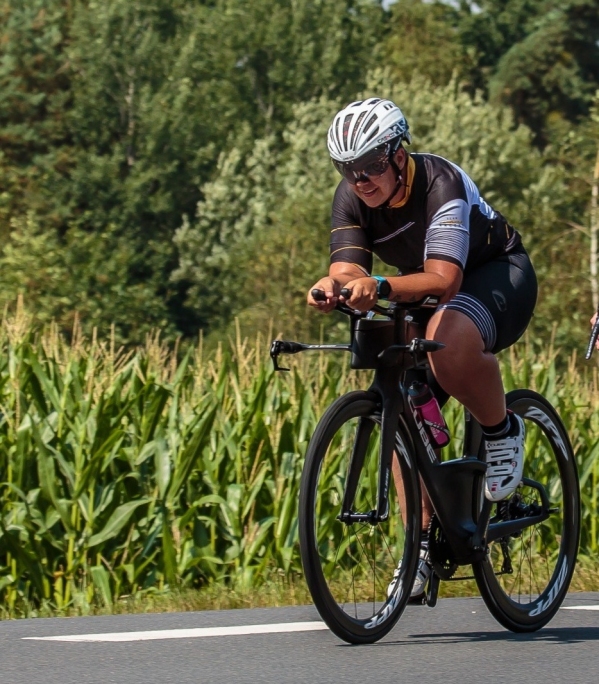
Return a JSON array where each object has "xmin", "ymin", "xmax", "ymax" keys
[
  {"xmin": 379, "ymin": 0, "xmax": 463, "ymax": 86},
  {"xmin": 458, "ymin": 0, "xmax": 599, "ymax": 143},
  {"xmin": 172, "ymin": 99, "xmax": 338, "ymax": 339},
  {"xmin": 591, "ymin": 98, "xmax": 599, "ymax": 310},
  {"xmin": 0, "ymin": 0, "xmax": 386, "ymax": 343},
  {"xmin": 0, "ymin": 0, "xmax": 71, "ymax": 233}
]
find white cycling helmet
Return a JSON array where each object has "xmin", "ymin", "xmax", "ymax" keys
[{"xmin": 327, "ymin": 98, "xmax": 411, "ymax": 163}]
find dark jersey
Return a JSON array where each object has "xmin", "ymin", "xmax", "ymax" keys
[{"xmin": 330, "ymin": 153, "xmax": 521, "ymax": 276}]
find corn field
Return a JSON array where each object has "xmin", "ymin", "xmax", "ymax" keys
[{"xmin": 0, "ymin": 301, "xmax": 598, "ymax": 615}]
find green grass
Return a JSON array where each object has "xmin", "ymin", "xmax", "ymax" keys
[{"xmin": 3, "ymin": 560, "xmax": 598, "ymax": 620}]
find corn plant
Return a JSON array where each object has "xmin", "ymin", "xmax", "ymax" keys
[{"xmin": 0, "ymin": 301, "xmax": 597, "ymax": 614}]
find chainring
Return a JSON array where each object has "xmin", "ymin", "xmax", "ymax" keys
[{"xmin": 427, "ymin": 514, "xmax": 459, "ymax": 580}]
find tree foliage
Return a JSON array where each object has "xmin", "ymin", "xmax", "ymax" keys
[
  {"xmin": 459, "ymin": 0, "xmax": 599, "ymax": 142},
  {"xmin": 379, "ymin": 0, "xmax": 463, "ymax": 86},
  {"xmin": 0, "ymin": 0, "xmax": 597, "ymax": 354},
  {"xmin": 0, "ymin": 0, "xmax": 384, "ymax": 343}
]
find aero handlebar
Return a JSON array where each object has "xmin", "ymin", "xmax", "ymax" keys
[{"xmin": 310, "ymin": 288, "xmax": 439, "ymax": 315}]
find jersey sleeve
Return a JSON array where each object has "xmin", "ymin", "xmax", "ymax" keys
[
  {"xmin": 330, "ymin": 181, "xmax": 372, "ymax": 275},
  {"xmin": 423, "ymin": 162, "xmax": 470, "ymax": 269}
]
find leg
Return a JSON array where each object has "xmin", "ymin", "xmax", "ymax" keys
[
  {"xmin": 392, "ymin": 457, "xmax": 433, "ymax": 530},
  {"xmin": 390, "ymin": 454, "xmax": 433, "ymax": 601},
  {"xmin": 426, "ymin": 308, "xmax": 505, "ymax": 426},
  {"xmin": 426, "ymin": 249, "xmax": 538, "ymax": 501}
]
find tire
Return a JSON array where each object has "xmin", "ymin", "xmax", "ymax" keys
[
  {"xmin": 473, "ymin": 389, "xmax": 580, "ymax": 632},
  {"xmin": 298, "ymin": 391, "xmax": 422, "ymax": 644}
]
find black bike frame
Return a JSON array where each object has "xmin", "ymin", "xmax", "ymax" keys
[{"xmin": 271, "ymin": 299, "xmax": 553, "ymax": 567}]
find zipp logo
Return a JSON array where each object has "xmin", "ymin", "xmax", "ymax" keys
[
  {"xmin": 528, "ymin": 557, "xmax": 568, "ymax": 616},
  {"xmin": 365, "ymin": 583, "xmax": 404, "ymax": 629},
  {"xmin": 523, "ymin": 407, "xmax": 569, "ymax": 460},
  {"xmin": 395, "ymin": 434, "xmax": 412, "ymax": 468}
]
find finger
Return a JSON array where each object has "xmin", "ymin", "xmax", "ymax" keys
[
  {"xmin": 316, "ymin": 301, "xmax": 335, "ymax": 313},
  {"xmin": 308, "ymin": 291, "xmax": 337, "ymax": 311},
  {"xmin": 348, "ymin": 291, "xmax": 371, "ymax": 311}
]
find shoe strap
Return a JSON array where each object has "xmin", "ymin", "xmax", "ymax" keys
[{"xmin": 485, "ymin": 433, "xmax": 520, "ymax": 448}]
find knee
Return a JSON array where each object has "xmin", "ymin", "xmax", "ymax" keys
[
  {"xmin": 427, "ymin": 309, "xmax": 485, "ymax": 353},
  {"xmin": 426, "ymin": 312, "xmax": 487, "ymax": 387}
]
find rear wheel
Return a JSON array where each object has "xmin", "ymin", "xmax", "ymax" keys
[
  {"xmin": 299, "ymin": 391, "xmax": 421, "ymax": 644},
  {"xmin": 473, "ymin": 389, "xmax": 580, "ymax": 631}
]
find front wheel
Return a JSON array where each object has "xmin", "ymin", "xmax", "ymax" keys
[
  {"xmin": 298, "ymin": 391, "xmax": 421, "ymax": 644},
  {"xmin": 473, "ymin": 389, "xmax": 580, "ymax": 631}
]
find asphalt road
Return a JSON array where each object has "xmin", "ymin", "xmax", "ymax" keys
[{"xmin": 1, "ymin": 593, "xmax": 598, "ymax": 684}]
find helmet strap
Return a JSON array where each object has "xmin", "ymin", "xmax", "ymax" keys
[{"xmin": 375, "ymin": 152, "xmax": 406, "ymax": 209}]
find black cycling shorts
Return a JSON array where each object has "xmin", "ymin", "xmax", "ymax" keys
[
  {"xmin": 407, "ymin": 246, "xmax": 537, "ymax": 406},
  {"xmin": 439, "ymin": 246, "xmax": 537, "ymax": 354}
]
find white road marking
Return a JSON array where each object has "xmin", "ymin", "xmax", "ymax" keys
[
  {"xmin": 23, "ymin": 621, "xmax": 329, "ymax": 643},
  {"xmin": 561, "ymin": 605, "xmax": 599, "ymax": 611}
]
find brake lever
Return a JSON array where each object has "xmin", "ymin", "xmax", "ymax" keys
[{"xmin": 270, "ymin": 340, "xmax": 306, "ymax": 371}]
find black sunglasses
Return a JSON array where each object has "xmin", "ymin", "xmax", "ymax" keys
[{"xmin": 332, "ymin": 144, "xmax": 393, "ymax": 185}]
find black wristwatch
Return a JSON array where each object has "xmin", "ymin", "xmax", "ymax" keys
[{"xmin": 372, "ymin": 276, "xmax": 391, "ymax": 300}]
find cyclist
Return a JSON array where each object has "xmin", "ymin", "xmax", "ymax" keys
[{"xmin": 307, "ymin": 97, "xmax": 538, "ymax": 600}]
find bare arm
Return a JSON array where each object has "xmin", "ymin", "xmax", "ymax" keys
[
  {"xmin": 341, "ymin": 259, "xmax": 462, "ymax": 311},
  {"xmin": 388, "ymin": 259, "xmax": 462, "ymax": 304}
]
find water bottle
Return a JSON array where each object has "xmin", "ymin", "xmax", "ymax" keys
[{"xmin": 408, "ymin": 381, "xmax": 451, "ymax": 448}]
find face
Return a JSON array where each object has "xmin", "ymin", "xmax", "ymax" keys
[{"xmin": 350, "ymin": 149, "xmax": 405, "ymax": 208}]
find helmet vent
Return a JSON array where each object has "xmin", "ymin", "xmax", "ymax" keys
[
  {"xmin": 333, "ymin": 116, "xmax": 343, "ymax": 151},
  {"xmin": 365, "ymin": 126, "xmax": 380, "ymax": 142},
  {"xmin": 351, "ymin": 111, "xmax": 367, "ymax": 149},
  {"xmin": 342, "ymin": 114, "xmax": 353, "ymax": 150},
  {"xmin": 363, "ymin": 113, "xmax": 378, "ymax": 134}
]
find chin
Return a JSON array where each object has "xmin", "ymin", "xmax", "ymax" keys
[{"xmin": 359, "ymin": 192, "xmax": 382, "ymax": 207}]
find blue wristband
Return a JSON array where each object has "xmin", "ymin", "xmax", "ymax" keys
[{"xmin": 371, "ymin": 276, "xmax": 391, "ymax": 300}]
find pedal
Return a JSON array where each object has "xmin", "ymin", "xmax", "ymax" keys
[
  {"xmin": 408, "ymin": 593, "xmax": 428, "ymax": 606},
  {"xmin": 426, "ymin": 571, "xmax": 440, "ymax": 607}
]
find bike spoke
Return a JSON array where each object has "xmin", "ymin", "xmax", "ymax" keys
[{"xmin": 474, "ymin": 391, "xmax": 579, "ymax": 631}]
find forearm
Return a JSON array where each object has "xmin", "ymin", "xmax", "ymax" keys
[
  {"xmin": 387, "ymin": 272, "xmax": 454, "ymax": 304},
  {"xmin": 317, "ymin": 259, "xmax": 462, "ymax": 312},
  {"xmin": 329, "ymin": 263, "xmax": 368, "ymax": 288},
  {"xmin": 388, "ymin": 260, "xmax": 463, "ymax": 304}
]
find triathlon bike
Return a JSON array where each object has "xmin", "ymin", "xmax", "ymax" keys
[{"xmin": 270, "ymin": 292, "xmax": 580, "ymax": 644}]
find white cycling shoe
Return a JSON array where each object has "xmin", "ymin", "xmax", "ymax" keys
[
  {"xmin": 387, "ymin": 546, "xmax": 431, "ymax": 600},
  {"xmin": 484, "ymin": 412, "xmax": 525, "ymax": 502}
]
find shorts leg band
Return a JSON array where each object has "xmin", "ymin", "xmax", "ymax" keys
[{"xmin": 438, "ymin": 293, "xmax": 497, "ymax": 352}]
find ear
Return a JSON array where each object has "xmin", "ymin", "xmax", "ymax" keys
[{"xmin": 393, "ymin": 146, "xmax": 406, "ymax": 166}]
